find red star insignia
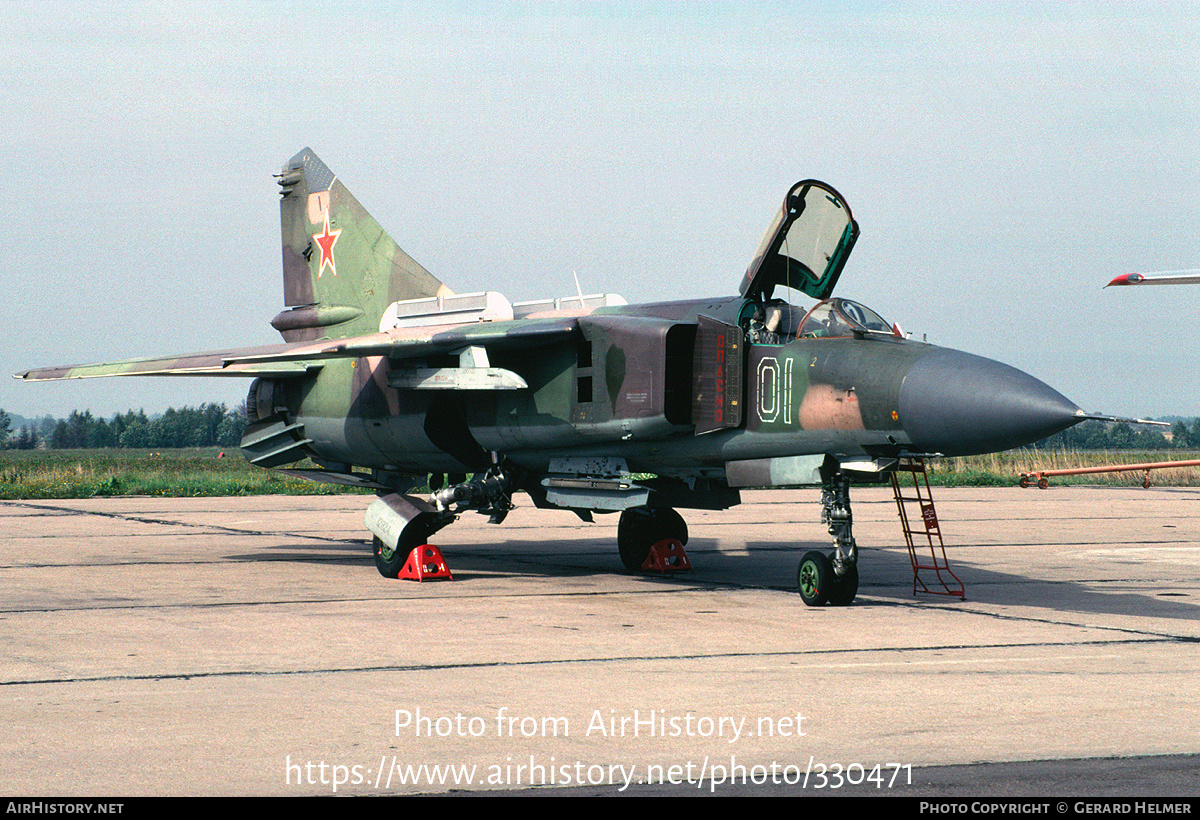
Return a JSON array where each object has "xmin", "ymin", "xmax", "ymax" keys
[{"xmin": 313, "ymin": 212, "xmax": 342, "ymax": 279}]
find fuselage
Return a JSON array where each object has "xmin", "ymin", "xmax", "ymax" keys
[{"xmin": 289, "ymin": 294, "xmax": 1084, "ymax": 481}]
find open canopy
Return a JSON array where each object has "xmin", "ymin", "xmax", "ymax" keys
[{"xmin": 740, "ymin": 180, "xmax": 858, "ymax": 302}]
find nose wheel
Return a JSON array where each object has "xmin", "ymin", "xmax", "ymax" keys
[
  {"xmin": 797, "ymin": 550, "xmax": 859, "ymax": 606},
  {"xmin": 797, "ymin": 551, "xmax": 833, "ymax": 606}
]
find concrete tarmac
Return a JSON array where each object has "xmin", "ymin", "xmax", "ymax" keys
[{"xmin": 2, "ymin": 486, "xmax": 1198, "ymax": 796}]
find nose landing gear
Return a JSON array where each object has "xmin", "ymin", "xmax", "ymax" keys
[{"xmin": 798, "ymin": 472, "xmax": 859, "ymax": 606}]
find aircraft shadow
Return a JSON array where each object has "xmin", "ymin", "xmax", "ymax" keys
[{"xmin": 228, "ymin": 534, "xmax": 1200, "ymax": 624}]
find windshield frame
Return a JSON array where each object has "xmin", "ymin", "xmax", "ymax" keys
[{"xmin": 798, "ymin": 298, "xmax": 897, "ymax": 339}]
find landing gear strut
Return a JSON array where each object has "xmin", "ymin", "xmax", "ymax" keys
[
  {"xmin": 617, "ymin": 507, "xmax": 687, "ymax": 571},
  {"xmin": 798, "ymin": 472, "xmax": 860, "ymax": 606}
]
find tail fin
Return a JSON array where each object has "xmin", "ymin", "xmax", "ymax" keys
[{"xmin": 272, "ymin": 148, "xmax": 451, "ymax": 341}]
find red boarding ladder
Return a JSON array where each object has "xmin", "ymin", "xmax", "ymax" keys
[{"xmin": 890, "ymin": 458, "xmax": 964, "ymax": 600}]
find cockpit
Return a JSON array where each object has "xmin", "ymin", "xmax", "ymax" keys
[
  {"xmin": 735, "ymin": 180, "xmax": 899, "ymax": 345},
  {"xmin": 746, "ymin": 297, "xmax": 897, "ymax": 344},
  {"xmin": 798, "ymin": 299, "xmax": 895, "ymax": 338}
]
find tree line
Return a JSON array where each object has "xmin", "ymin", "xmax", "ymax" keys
[
  {"xmin": 1029, "ymin": 419, "xmax": 1197, "ymax": 451},
  {"xmin": 0, "ymin": 404, "xmax": 247, "ymax": 450}
]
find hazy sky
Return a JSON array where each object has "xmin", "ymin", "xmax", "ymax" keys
[{"xmin": 3, "ymin": 1, "xmax": 1197, "ymax": 422}]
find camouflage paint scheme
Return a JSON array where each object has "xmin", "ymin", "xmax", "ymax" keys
[{"xmin": 18, "ymin": 149, "xmax": 1093, "ymax": 603}]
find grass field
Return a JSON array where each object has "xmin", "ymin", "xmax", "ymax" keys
[
  {"xmin": 0, "ymin": 448, "xmax": 372, "ymax": 499},
  {"xmin": 3, "ymin": 448, "xmax": 1199, "ymax": 500},
  {"xmin": 931, "ymin": 449, "xmax": 1200, "ymax": 488}
]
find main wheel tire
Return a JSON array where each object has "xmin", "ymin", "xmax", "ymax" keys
[
  {"xmin": 618, "ymin": 509, "xmax": 653, "ymax": 571},
  {"xmin": 655, "ymin": 507, "xmax": 688, "ymax": 545},
  {"xmin": 618, "ymin": 507, "xmax": 688, "ymax": 571},
  {"xmin": 797, "ymin": 550, "xmax": 833, "ymax": 606},
  {"xmin": 373, "ymin": 511, "xmax": 447, "ymax": 579},
  {"xmin": 374, "ymin": 534, "xmax": 413, "ymax": 578},
  {"xmin": 826, "ymin": 562, "xmax": 859, "ymax": 606}
]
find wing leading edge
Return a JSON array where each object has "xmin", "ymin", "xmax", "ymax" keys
[
  {"xmin": 16, "ymin": 345, "xmax": 319, "ymax": 381},
  {"xmin": 16, "ymin": 316, "xmax": 581, "ymax": 382}
]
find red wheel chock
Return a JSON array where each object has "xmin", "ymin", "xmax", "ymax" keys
[
  {"xmin": 640, "ymin": 539, "xmax": 694, "ymax": 573},
  {"xmin": 398, "ymin": 544, "xmax": 454, "ymax": 581}
]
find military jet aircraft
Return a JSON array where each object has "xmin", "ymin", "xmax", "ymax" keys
[
  {"xmin": 19, "ymin": 149, "xmax": 1109, "ymax": 605},
  {"xmin": 1107, "ymin": 270, "xmax": 1200, "ymax": 287}
]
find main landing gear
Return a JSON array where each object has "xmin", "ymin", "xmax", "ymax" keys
[
  {"xmin": 370, "ymin": 461, "xmax": 515, "ymax": 579},
  {"xmin": 617, "ymin": 485, "xmax": 860, "ymax": 606},
  {"xmin": 616, "ymin": 507, "xmax": 688, "ymax": 571},
  {"xmin": 373, "ymin": 511, "xmax": 449, "ymax": 578},
  {"xmin": 797, "ymin": 472, "xmax": 860, "ymax": 606}
]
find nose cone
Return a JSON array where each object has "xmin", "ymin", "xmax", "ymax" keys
[{"xmin": 899, "ymin": 348, "xmax": 1082, "ymax": 456}]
